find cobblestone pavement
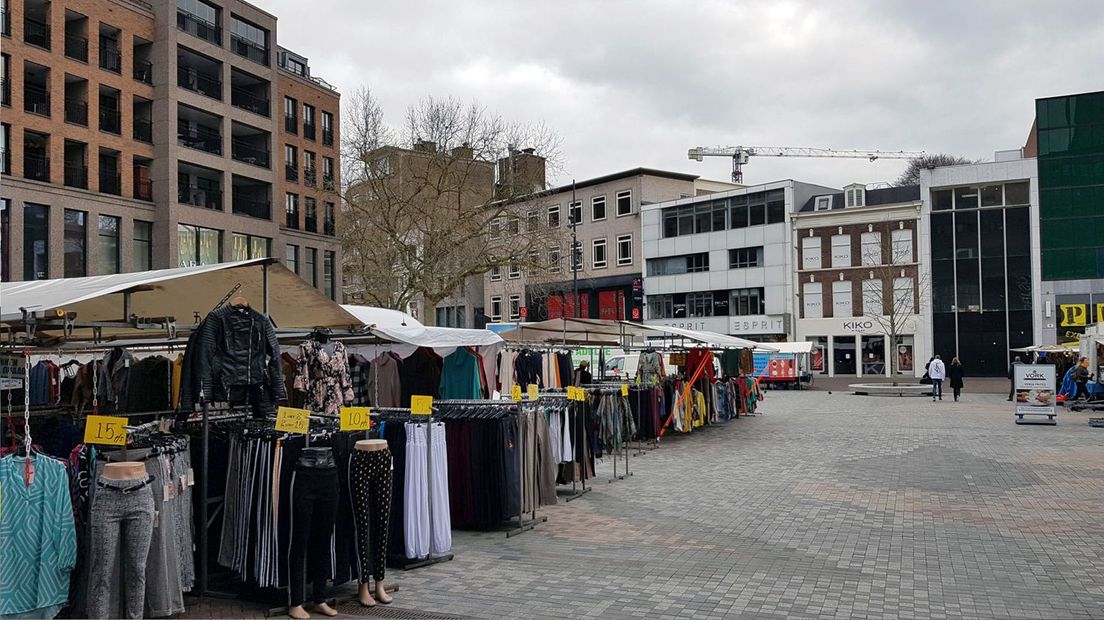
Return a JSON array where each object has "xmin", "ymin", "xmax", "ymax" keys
[{"xmin": 186, "ymin": 391, "xmax": 1104, "ymax": 618}]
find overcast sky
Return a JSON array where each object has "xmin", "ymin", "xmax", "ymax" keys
[{"xmin": 266, "ymin": 0, "xmax": 1104, "ymax": 189}]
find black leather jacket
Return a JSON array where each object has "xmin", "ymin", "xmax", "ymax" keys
[{"xmin": 193, "ymin": 304, "xmax": 286, "ymax": 402}]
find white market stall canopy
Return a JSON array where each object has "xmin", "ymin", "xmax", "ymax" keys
[
  {"xmin": 340, "ymin": 305, "xmax": 423, "ymax": 329},
  {"xmin": 497, "ymin": 318, "xmax": 777, "ymax": 352},
  {"xmin": 768, "ymin": 341, "xmax": 815, "ymax": 355},
  {"xmin": 638, "ymin": 323, "xmax": 778, "ymax": 353},
  {"xmin": 1, "ymin": 259, "xmax": 362, "ymax": 342},
  {"xmin": 339, "ymin": 305, "xmax": 502, "ymax": 349}
]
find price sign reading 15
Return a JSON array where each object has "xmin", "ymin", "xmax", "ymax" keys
[{"xmin": 84, "ymin": 415, "xmax": 128, "ymax": 446}]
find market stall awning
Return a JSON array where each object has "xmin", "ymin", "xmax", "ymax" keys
[
  {"xmin": 339, "ymin": 305, "xmax": 423, "ymax": 329},
  {"xmin": 1, "ymin": 259, "xmax": 362, "ymax": 340},
  {"xmin": 497, "ymin": 318, "xmax": 777, "ymax": 351},
  {"xmin": 768, "ymin": 341, "xmax": 815, "ymax": 355},
  {"xmin": 635, "ymin": 323, "xmax": 778, "ymax": 352}
]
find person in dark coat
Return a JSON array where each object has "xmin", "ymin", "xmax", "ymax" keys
[
  {"xmin": 1007, "ymin": 355, "xmax": 1022, "ymax": 401},
  {"xmin": 948, "ymin": 357, "xmax": 965, "ymax": 402}
]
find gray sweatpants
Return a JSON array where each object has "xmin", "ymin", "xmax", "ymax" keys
[{"xmin": 87, "ymin": 475, "xmax": 155, "ymax": 620}]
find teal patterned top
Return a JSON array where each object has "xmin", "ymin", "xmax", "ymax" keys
[{"xmin": 0, "ymin": 455, "xmax": 76, "ymax": 616}]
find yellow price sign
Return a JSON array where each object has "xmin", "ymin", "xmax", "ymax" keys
[
  {"xmin": 510, "ymin": 385, "xmax": 523, "ymax": 402},
  {"xmin": 527, "ymin": 384, "xmax": 539, "ymax": 401},
  {"xmin": 340, "ymin": 407, "xmax": 372, "ymax": 431},
  {"xmin": 578, "ymin": 387, "xmax": 587, "ymax": 401},
  {"xmin": 621, "ymin": 383, "xmax": 629, "ymax": 397},
  {"xmin": 275, "ymin": 407, "xmax": 310, "ymax": 434},
  {"xmin": 84, "ymin": 415, "xmax": 128, "ymax": 445},
  {"xmin": 411, "ymin": 395, "xmax": 433, "ymax": 416},
  {"xmin": 566, "ymin": 386, "xmax": 576, "ymax": 401}
]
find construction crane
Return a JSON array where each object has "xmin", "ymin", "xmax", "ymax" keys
[{"xmin": 687, "ymin": 146, "xmax": 926, "ymax": 184}]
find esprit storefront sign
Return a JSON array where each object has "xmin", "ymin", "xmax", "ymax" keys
[{"xmin": 647, "ymin": 315, "xmax": 785, "ymax": 335}]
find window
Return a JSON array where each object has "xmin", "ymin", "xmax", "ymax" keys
[
  {"xmin": 815, "ymin": 196, "xmax": 833, "ymax": 211},
  {"xmin": 97, "ymin": 215, "xmax": 120, "ymax": 274},
  {"xmin": 648, "ymin": 295, "xmax": 675, "ymax": 319},
  {"xmin": 801, "ymin": 236, "xmax": 821, "ymax": 269},
  {"xmin": 285, "ymin": 193, "xmax": 299, "ymax": 228},
  {"xmin": 526, "ymin": 210, "xmax": 539, "ymax": 232},
  {"xmin": 891, "ymin": 229, "xmax": 913, "ymax": 263},
  {"xmin": 1, "ymin": 199, "xmax": 10, "ymax": 281},
  {"xmin": 489, "ymin": 266, "xmax": 502, "ymax": 281},
  {"xmin": 729, "ymin": 287, "xmax": 764, "ymax": 316},
  {"xmin": 831, "ymin": 234, "xmax": 851, "ymax": 268},
  {"xmin": 324, "ymin": 251, "xmax": 335, "ymax": 299},
  {"xmin": 508, "ymin": 263, "xmax": 521, "ymax": 279},
  {"xmin": 323, "ymin": 202, "xmax": 335, "ymax": 236},
  {"xmin": 284, "ymin": 96, "xmax": 297, "ymax": 133},
  {"xmin": 489, "ymin": 218, "xmax": 502, "ymax": 239},
  {"xmin": 304, "ymin": 248, "xmax": 316, "ymax": 286},
  {"xmin": 862, "ymin": 279, "xmax": 882, "ymax": 316},
  {"xmin": 285, "ymin": 144, "xmax": 298, "ymax": 181},
  {"xmin": 0, "ymin": 123, "xmax": 9, "ymax": 174},
  {"xmin": 748, "ymin": 194, "xmax": 765, "ymax": 226},
  {"xmin": 616, "ymin": 234, "xmax": 632, "ymax": 266},
  {"xmin": 893, "ymin": 277, "xmax": 914, "ymax": 314},
  {"xmin": 321, "ymin": 111, "xmax": 334, "ymax": 145},
  {"xmin": 547, "ymin": 205, "xmax": 560, "ymax": 228},
  {"xmin": 302, "ymin": 103, "xmax": 315, "ymax": 139},
  {"xmin": 646, "ymin": 253, "xmax": 709, "ymax": 276},
  {"xmin": 133, "ymin": 221, "xmax": 152, "ymax": 271},
  {"xmin": 591, "ymin": 196, "xmax": 606, "ymax": 221},
  {"xmin": 489, "ymin": 296, "xmax": 502, "ymax": 322},
  {"xmin": 507, "ymin": 216, "xmax": 519, "ymax": 236},
  {"xmin": 860, "ymin": 232, "xmax": 881, "ymax": 265},
  {"xmin": 592, "ymin": 238, "xmax": 607, "ymax": 269},
  {"xmin": 303, "ymin": 150, "xmax": 316, "ymax": 185},
  {"xmin": 616, "ymin": 190, "xmax": 632, "ymax": 216},
  {"xmin": 177, "ymin": 0, "xmax": 221, "ymax": 45},
  {"xmin": 177, "ymin": 224, "xmax": 220, "ymax": 267},
  {"xmin": 803, "ymin": 281, "xmax": 823, "ymax": 318},
  {"xmin": 729, "ymin": 246, "xmax": 763, "ymax": 269},
  {"xmin": 64, "ymin": 210, "xmax": 87, "ymax": 277},
  {"xmin": 231, "ymin": 233, "xmax": 268, "ymax": 260},
  {"xmin": 846, "ymin": 187, "xmax": 864, "ymax": 207},
  {"xmin": 570, "ymin": 241, "xmax": 583, "ymax": 271},
  {"xmin": 569, "ymin": 201, "xmax": 582, "ymax": 225},
  {"xmin": 832, "ymin": 280, "xmax": 853, "ymax": 317},
  {"xmin": 286, "ymin": 243, "xmax": 299, "ymax": 274},
  {"xmin": 526, "ymin": 247, "xmax": 539, "ymax": 274},
  {"xmin": 304, "ymin": 198, "xmax": 317, "ymax": 232},
  {"xmin": 322, "ymin": 157, "xmax": 335, "ymax": 187},
  {"xmin": 548, "ymin": 246, "xmax": 561, "ymax": 273},
  {"xmin": 230, "ymin": 15, "xmax": 268, "ymax": 65},
  {"xmin": 687, "ymin": 292, "xmax": 713, "ymax": 317},
  {"xmin": 508, "ymin": 295, "xmax": 521, "ymax": 320},
  {"xmin": 766, "ymin": 190, "xmax": 785, "ymax": 224}
]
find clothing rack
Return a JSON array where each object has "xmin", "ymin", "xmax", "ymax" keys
[
  {"xmin": 537, "ymin": 392, "xmax": 592, "ymax": 502},
  {"xmin": 436, "ymin": 398, "xmax": 548, "ymax": 538},
  {"xmin": 583, "ymin": 384, "xmax": 633, "ymax": 483}
]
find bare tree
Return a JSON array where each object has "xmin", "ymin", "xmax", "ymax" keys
[
  {"xmin": 859, "ymin": 231, "xmax": 930, "ymax": 384},
  {"xmin": 341, "ymin": 91, "xmax": 565, "ymax": 324},
  {"xmin": 894, "ymin": 154, "xmax": 979, "ymax": 187}
]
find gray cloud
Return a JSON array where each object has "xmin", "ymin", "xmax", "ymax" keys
[{"xmin": 267, "ymin": 0, "xmax": 1104, "ymax": 188}]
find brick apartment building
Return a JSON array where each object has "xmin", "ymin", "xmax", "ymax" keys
[{"xmin": 0, "ymin": 0, "xmax": 341, "ymax": 297}]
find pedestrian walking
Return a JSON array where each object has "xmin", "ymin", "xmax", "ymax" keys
[
  {"xmin": 1072, "ymin": 356, "xmax": 1093, "ymax": 401},
  {"xmin": 1007, "ymin": 356, "xmax": 1022, "ymax": 401},
  {"xmin": 948, "ymin": 357, "xmax": 965, "ymax": 402},
  {"xmin": 928, "ymin": 355, "xmax": 946, "ymax": 401},
  {"xmin": 572, "ymin": 360, "xmax": 592, "ymax": 387}
]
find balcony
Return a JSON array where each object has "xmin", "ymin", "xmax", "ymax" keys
[
  {"xmin": 322, "ymin": 128, "xmax": 334, "ymax": 147},
  {"xmin": 231, "ymin": 86, "xmax": 268, "ymax": 116},
  {"xmin": 99, "ymin": 46, "xmax": 121, "ymax": 73},
  {"xmin": 324, "ymin": 219, "xmax": 335, "ymax": 237},
  {"xmin": 99, "ymin": 171, "xmax": 121, "ymax": 195},
  {"xmin": 64, "ymin": 164, "xmax": 87, "ymax": 189},
  {"xmin": 24, "ymin": 84, "xmax": 50, "ymax": 116},
  {"xmin": 24, "ymin": 17, "xmax": 51, "ymax": 49},
  {"xmin": 99, "ymin": 108, "xmax": 121, "ymax": 134},
  {"xmin": 285, "ymin": 209, "xmax": 299, "ymax": 229},
  {"xmin": 65, "ymin": 34, "xmax": 88, "ymax": 62},
  {"xmin": 24, "ymin": 154, "xmax": 50, "ymax": 182},
  {"xmin": 231, "ymin": 139, "xmax": 269, "ymax": 168},
  {"xmin": 230, "ymin": 33, "xmax": 268, "ymax": 66},
  {"xmin": 133, "ymin": 118, "xmax": 152, "ymax": 143},
  {"xmin": 285, "ymin": 164, "xmax": 298, "ymax": 182},
  {"xmin": 179, "ymin": 185, "xmax": 222, "ymax": 210},
  {"xmin": 285, "ymin": 114, "xmax": 297, "ymax": 134},
  {"xmin": 177, "ymin": 10, "xmax": 221, "ymax": 46},
  {"xmin": 133, "ymin": 60, "xmax": 152, "ymax": 85},
  {"xmin": 134, "ymin": 177, "xmax": 152, "ymax": 201},
  {"xmin": 65, "ymin": 99, "xmax": 88, "ymax": 125},
  {"xmin": 178, "ymin": 123, "xmax": 222, "ymax": 155},
  {"xmin": 178, "ymin": 66, "xmax": 221, "ymax": 100},
  {"xmin": 232, "ymin": 193, "xmax": 270, "ymax": 219},
  {"xmin": 303, "ymin": 121, "xmax": 316, "ymax": 141},
  {"xmin": 323, "ymin": 173, "xmax": 336, "ymax": 192},
  {"xmin": 303, "ymin": 167, "xmax": 316, "ymax": 187}
]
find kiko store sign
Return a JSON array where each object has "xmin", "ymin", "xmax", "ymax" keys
[{"xmin": 647, "ymin": 315, "xmax": 786, "ymax": 335}]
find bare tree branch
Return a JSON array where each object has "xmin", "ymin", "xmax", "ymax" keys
[{"xmin": 893, "ymin": 154, "xmax": 981, "ymax": 187}]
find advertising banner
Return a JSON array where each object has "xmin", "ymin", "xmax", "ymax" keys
[
  {"xmin": 1014, "ymin": 364, "xmax": 1056, "ymax": 416},
  {"xmin": 753, "ymin": 353, "xmax": 796, "ymax": 379}
]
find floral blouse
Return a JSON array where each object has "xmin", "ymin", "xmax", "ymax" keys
[{"xmin": 293, "ymin": 340, "xmax": 354, "ymax": 416}]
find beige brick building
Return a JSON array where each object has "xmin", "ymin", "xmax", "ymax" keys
[{"xmin": 1, "ymin": 0, "xmax": 340, "ymax": 296}]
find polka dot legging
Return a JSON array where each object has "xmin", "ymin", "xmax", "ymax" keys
[{"xmin": 350, "ymin": 448, "xmax": 393, "ymax": 581}]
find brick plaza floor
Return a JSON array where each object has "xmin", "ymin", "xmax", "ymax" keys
[{"xmin": 186, "ymin": 390, "xmax": 1104, "ymax": 618}]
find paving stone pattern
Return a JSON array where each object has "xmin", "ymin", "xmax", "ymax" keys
[{"xmin": 185, "ymin": 391, "xmax": 1104, "ymax": 618}]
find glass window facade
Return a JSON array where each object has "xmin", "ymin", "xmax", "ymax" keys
[
  {"xmin": 64, "ymin": 210, "xmax": 87, "ymax": 277},
  {"xmin": 98, "ymin": 215, "xmax": 120, "ymax": 275},
  {"xmin": 178, "ymin": 224, "xmax": 221, "ymax": 267},
  {"xmin": 929, "ymin": 182, "xmax": 1033, "ymax": 375},
  {"xmin": 24, "ymin": 204, "xmax": 49, "ymax": 280},
  {"xmin": 134, "ymin": 221, "xmax": 152, "ymax": 271},
  {"xmin": 661, "ymin": 189, "xmax": 785, "ymax": 238},
  {"xmin": 1036, "ymin": 91, "xmax": 1104, "ymax": 280}
]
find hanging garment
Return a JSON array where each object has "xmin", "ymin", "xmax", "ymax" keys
[
  {"xmin": 687, "ymin": 348, "xmax": 715, "ymax": 383},
  {"xmin": 349, "ymin": 448, "xmax": 392, "ymax": 582},
  {"xmin": 720, "ymin": 349, "xmax": 742, "ymax": 378},
  {"xmin": 98, "ymin": 348, "xmax": 135, "ymax": 413},
  {"xmin": 514, "ymin": 350, "xmax": 543, "ymax": 388},
  {"xmin": 348, "ymin": 354, "xmax": 371, "ymax": 405},
  {"xmin": 367, "ymin": 352, "xmax": 402, "ymax": 408},
  {"xmin": 428, "ymin": 423, "xmax": 452, "ymax": 555},
  {"xmin": 403, "ymin": 423, "xmax": 430, "ymax": 559},
  {"xmin": 498, "ymin": 350, "xmax": 516, "ymax": 395},
  {"xmin": 189, "ymin": 305, "xmax": 286, "ymax": 416},
  {"xmin": 88, "ymin": 474, "xmax": 156, "ymax": 620},
  {"xmin": 637, "ymin": 351, "xmax": 664, "ymax": 385},
  {"xmin": 281, "ymin": 353, "xmax": 300, "ymax": 408},
  {"xmin": 294, "ymin": 340, "xmax": 354, "ymax": 416},
  {"xmin": 439, "ymin": 349, "xmax": 482, "ymax": 400},
  {"xmin": 171, "ymin": 354, "xmax": 184, "ymax": 409},
  {"xmin": 287, "ymin": 455, "xmax": 339, "ymax": 608},
  {"xmin": 0, "ymin": 455, "xmax": 77, "ymax": 619},
  {"xmin": 401, "ymin": 348, "xmax": 443, "ymax": 407},
  {"xmin": 126, "ymin": 356, "xmax": 171, "ymax": 413}
]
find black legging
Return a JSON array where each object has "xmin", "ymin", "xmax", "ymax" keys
[
  {"xmin": 1075, "ymin": 382, "xmax": 1090, "ymax": 400},
  {"xmin": 288, "ymin": 467, "xmax": 339, "ymax": 607}
]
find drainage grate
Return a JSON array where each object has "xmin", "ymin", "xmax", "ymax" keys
[{"xmin": 335, "ymin": 603, "xmax": 467, "ymax": 619}]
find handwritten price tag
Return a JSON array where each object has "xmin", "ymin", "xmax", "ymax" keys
[
  {"xmin": 275, "ymin": 407, "xmax": 310, "ymax": 434},
  {"xmin": 621, "ymin": 383, "xmax": 629, "ymax": 397},
  {"xmin": 340, "ymin": 407, "xmax": 372, "ymax": 431},
  {"xmin": 84, "ymin": 415, "xmax": 128, "ymax": 445},
  {"xmin": 511, "ymin": 385, "xmax": 523, "ymax": 402},
  {"xmin": 411, "ymin": 395, "xmax": 433, "ymax": 416},
  {"xmin": 527, "ymin": 384, "xmax": 539, "ymax": 400},
  {"xmin": 578, "ymin": 387, "xmax": 587, "ymax": 401}
]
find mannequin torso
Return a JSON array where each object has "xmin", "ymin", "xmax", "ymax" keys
[{"xmin": 355, "ymin": 439, "xmax": 387, "ymax": 452}]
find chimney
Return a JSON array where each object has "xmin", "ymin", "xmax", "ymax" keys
[
  {"xmin": 496, "ymin": 147, "xmax": 547, "ymax": 198},
  {"xmin": 413, "ymin": 140, "xmax": 437, "ymax": 153},
  {"xmin": 450, "ymin": 142, "xmax": 474, "ymax": 160}
]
